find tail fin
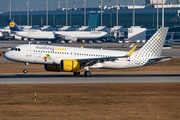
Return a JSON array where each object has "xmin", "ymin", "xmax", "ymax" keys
[
  {"xmin": 7, "ymin": 18, "xmax": 23, "ymax": 31},
  {"xmin": 135, "ymin": 27, "xmax": 168, "ymax": 58}
]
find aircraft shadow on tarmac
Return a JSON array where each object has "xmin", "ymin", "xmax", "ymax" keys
[{"xmin": 0, "ymin": 74, "xmax": 180, "ymax": 78}]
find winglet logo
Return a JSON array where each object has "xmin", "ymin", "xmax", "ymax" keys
[
  {"xmin": 155, "ymin": 35, "xmax": 160, "ymax": 40},
  {"xmin": 9, "ymin": 22, "xmax": 15, "ymax": 28},
  {"xmin": 44, "ymin": 54, "xmax": 51, "ymax": 61}
]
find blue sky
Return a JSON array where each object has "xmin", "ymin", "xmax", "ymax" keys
[{"xmin": 0, "ymin": 0, "xmax": 177, "ymax": 12}]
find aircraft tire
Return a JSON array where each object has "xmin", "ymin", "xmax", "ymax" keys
[
  {"xmin": 84, "ymin": 71, "xmax": 91, "ymax": 77},
  {"xmin": 23, "ymin": 69, "xmax": 28, "ymax": 73},
  {"xmin": 73, "ymin": 72, "xmax": 80, "ymax": 76}
]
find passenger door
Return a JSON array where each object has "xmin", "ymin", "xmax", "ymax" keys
[{"xmin": 26, "ymin": 45, "xmax": 32, "ymax": 56}]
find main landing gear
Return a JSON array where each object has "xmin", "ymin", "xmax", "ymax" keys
[
  {"xmin": 73, "ymin": 71, "xmax": 91, "ymax": 76},
  {"xmin": 73, "ymin": 72, "xmax": 80, "ymax": 76},
  {"xmin": 23, "ymin": 63, "xmax": 29, "ymax": 73},
  {"xmin": 73, "ymin": 67, "xmax": 92, "ymax": 77},
  {"xmin": 84, "ymin": 67, "xmax": 91, "ymax": 77},
  {"xmin": 84, "ymin": 71, "xmax": 91, "ymax": 76}
]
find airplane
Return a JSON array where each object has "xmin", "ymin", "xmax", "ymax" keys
[
  {"xmin": 165, "ymin": 32, "xmax": 180, "ymax": 45},
  {"xmin": 0, "ymin": 27, "xmax": 10, "ymax": 39},
  {"xmin": 3, "ymin": 27, "xmax": 170, "ymax": 76},
  {"xmin": 0, "ymin": 27, "xmax": 23, "ymax": 40},
  {"xmin": 0, "ymin": 31, "xmax": 3, "ymax": 39},
  {"xmin": 7, "ymin": 18, "xmax": 55, "ymax": 40},
  {"xmin": 7, "ymin": 18, "xmax": 109, "ymax": 42},
  {"xmin": 53, "ymin": 30, "xmax": 109, "ymax": 42}
]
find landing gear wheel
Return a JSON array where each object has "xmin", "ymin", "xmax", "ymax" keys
[
  {"xmin": 84, "ymin": 71, "xmax": 91, "ymax": 77},
  {"xmin": 73, "ymin": 72, "xmax": 80, "ymax": 76},
  {"xmin": 23, "ymin": 63, "xmax": 29, "ymax": 74},
  {"xmin": 23, "ymin": 69, "xmax": 28, "ymax": 73}
]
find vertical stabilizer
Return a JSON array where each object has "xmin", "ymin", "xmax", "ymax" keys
[
  {"xmin": 136, "ymin": 27, "xmax": 168, "ymax": 58},
  {"xmin": 127, "ymin": 27, "xmax": 169, "ymax": 68},
  {"xmin": 7, "ymin": 18, "xmax": 23, "ymax": 31}
]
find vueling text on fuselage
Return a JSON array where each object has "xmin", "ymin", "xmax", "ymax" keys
[{"xmin": 35, "ymin": 46, "xmax": 66, "ymax": 52}]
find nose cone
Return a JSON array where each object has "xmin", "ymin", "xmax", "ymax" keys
[{"xmin": 3, "ymin": 51, "xmax": 13, "ymax": 61}]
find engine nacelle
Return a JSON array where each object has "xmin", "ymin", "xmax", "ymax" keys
[
  {"xmin": 60, "ymin": 59, "xmax": 80, "ymax": 72},
  {"xmin": 44, "ymin": 59, "xmax": 80, "ymax": 72},
  {"xmin": 14, "ymin": 35, "xmax": 22, "ymax": 40},
  {"xmin": 63, "ymin": 36, "xmax": 77, "ymax": 41},
  {"xmin": 44, "ymin": 64, "xmax": 61, "ymax": 71}
]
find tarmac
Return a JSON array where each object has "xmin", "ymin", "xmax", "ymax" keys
[{"xmin": 0, "ymin": 74, "xmax": 179, "ymax": 84}]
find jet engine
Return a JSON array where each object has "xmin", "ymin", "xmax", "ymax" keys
[
  {"xmin": 44, "ymin": 59, "xmax": 80, "ymax": 72},
  {"xmin": 14, "ymin": 35, "xmax": 22, "ymax": 41},
  {"xmin": 63, "ymin": 36, "xmax": 77, "ymax": 42},
  {"xmin": 60, "ymin": 59, "xmax": 80, "ymax": 72},
  {"xmin": 44, "ymin": 64, "xmax": 61, "ymax": 71}
]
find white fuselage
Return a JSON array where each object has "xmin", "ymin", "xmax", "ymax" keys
[
  {"xmin": 4, "ymin": 44, "xmax": 138, "ymax": 69},
  {"xmin": 54, "ymin": 31, "xmax": 109, "ymax": 39},
  {"xmin": 13, "ymin": 31, "xmax": 109, "ymax": 40},
  {"xmin": 14, "ymin": 31, "xmax": 55, "ymax": 39}
]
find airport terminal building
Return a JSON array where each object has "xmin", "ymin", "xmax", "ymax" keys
[
  {"xmin": 1, "ymin": 3, "xmax": 180, "ymax": 28},
  {"xmin": 1, "ymin": 0, "xmax": 180, "ymax": 42}
]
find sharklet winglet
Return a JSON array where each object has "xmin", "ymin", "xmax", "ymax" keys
[{"xmin": 127, "ymin": 45, "xmax": 137, "ymax": 57}]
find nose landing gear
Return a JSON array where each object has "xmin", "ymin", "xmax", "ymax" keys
[{"xmin": 23, "ymin": 63, "xmax": 29, "ymax": 73}]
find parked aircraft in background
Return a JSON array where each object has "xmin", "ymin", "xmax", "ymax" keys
[
  {"xmin": 0, "ymin": 31, "xmax": 4, "ymax": 39},
  {"xmin": 3, "ymin": 27, "xmax": 170, "ymax": 76},
  {"xmin": 165, "ymin": 32, "xmax": 180, "ymax": 45},
  {"xmin": 7, "ymin": 18, "xmax": 109, "ymax": 43},
  {"xmin": 7, "ymin": 18, "xmax": 55, "ymax": 41},
  {"xmin": 0, "ymin": 27, "xmax": 22, "ymax": 40},
  {"xmin": 53, "ymin": 30, "xmax": 109, "ymax": 43}
]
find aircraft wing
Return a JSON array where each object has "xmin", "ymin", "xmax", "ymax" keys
[
  {"xmin": 77, "ymin": 46, "xmax": 137, "ymax": 67},
  {"xmin": 53, "ymin": 31, "xmax": 62, "ymax": 37}
]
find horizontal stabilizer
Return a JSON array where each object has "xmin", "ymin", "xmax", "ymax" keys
[{"xmin": 149, "ymin": 56, "xmax": 171, "ymax": 63}]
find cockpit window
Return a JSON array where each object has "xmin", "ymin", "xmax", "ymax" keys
[
  {"xmin": 10, "ymin": 48, "xmax": 14, "ymax": 50},
  {"xmin": 10, "ymin": 47, "xmax": 21, "ymax": 51}
]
